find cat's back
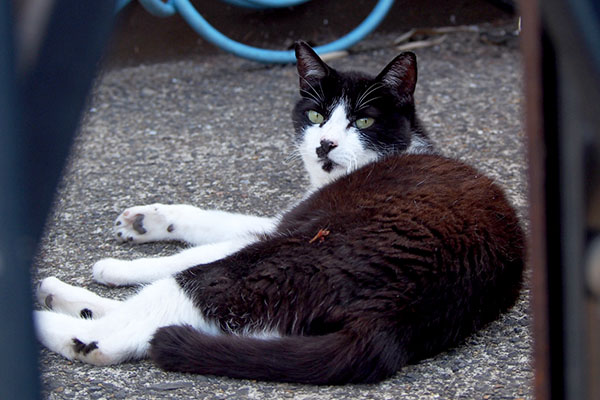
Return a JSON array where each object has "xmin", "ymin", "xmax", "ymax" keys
[
  {"xmin": 338, "ymin": 153, "xmax": 524, "ymax": 261},
  {"xmin": 334, "ymin": 153, "xmax": 503, "ymax": 208},
  {"xmin": 290, "ymin": 153, "xmax": 521, "ymax": 233},
  {"xmin": 279, "ymin": 153, "xmax": 524, "ymax": 278}
]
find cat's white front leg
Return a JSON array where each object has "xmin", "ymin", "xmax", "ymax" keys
[
  {"xmin": 35, "ymin": 278, "xmax": 218, "ymax": 365},
  {"xmin": 93, "ymin": 237, "xmax": 254, "ymax": 286},
  {"xmin": 113, "ymin": 203, "xmax": 277, "ymax": 246}
]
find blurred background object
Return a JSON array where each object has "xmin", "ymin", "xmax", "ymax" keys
[{"xmin": 522, "ymin": 0, "xmax": 600, "ymax": 399}]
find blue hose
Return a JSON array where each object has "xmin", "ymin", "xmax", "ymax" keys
[
  {"xmin": 117, "ymin": 0, "xmax": 313, "ymax": 14},
  {"xmin": 220, "ymin": 0, "xmax": 312, "ymax": 10},
  {"xmin": 137, "ymin": 0, "xmax": 176, "ymax": 17},
  {"xmin": 117, "ymin": 0, "xmax": 394, "ymax": 63}
]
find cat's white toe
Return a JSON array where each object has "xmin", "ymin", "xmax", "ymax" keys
[
  {"xmin": 37, "ymin": 276, "xmax": 62, "ymax": 310},
  {"xmin": 92, "ymin": 258, "xmax": 129, "ymax": 286},
  {"xmin": 34, "ymin": 310, "xmax": 79, "ymax": 360}
]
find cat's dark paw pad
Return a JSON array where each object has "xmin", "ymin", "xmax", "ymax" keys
[
  {"xmin": 72, "ymin": 338, "xmax": 98, "ymax": 356},
  {"xmin": 44, "ymin": 294, "xmax": 53, "ymax": 309},
  {"xmin": 114, "ymin": 210, "xmax": 146, "ymax": 242},
  {"xmin": 70, "ymin": 338, "xmax": 114, "ymax": 365}
]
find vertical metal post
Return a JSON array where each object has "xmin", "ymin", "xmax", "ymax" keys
[
  {"xmin": 0, "ymin": 2, "xmax": 40, "ymax": 398},
  {"xmin": 520, "ymin": 2, "xmax": 551, "ymax": 398},
  {"xmin": 0, "ymin": 1, "xmax": 116, "ymax": 398},
  {"xmin": 523, "ymin": 0, "xmax": 600, "ymax": 398}
]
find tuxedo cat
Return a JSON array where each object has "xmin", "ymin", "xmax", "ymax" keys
[{"xmin": 35, "ymin": 42, "xmax": 524, "ymax": 385}]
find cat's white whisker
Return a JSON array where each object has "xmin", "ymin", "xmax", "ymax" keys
[
  {"xmin": 285, "ymin": 148, "xmax": 304, "ymax": 164},
  {"xmin": 356, "ymin": 83, "xmax": 378, "ymax": 106},
  {"xmin": 299, "ymin": 89, "xmax": 322, "ymax": 106},
  {"xmin": 298, "ymin": 75, "xmax": 325, "ymax": 103},
  {"xmin": 356, "ymin": 82, "xmax": 384, "ymax": 109},
  {"xmin": 317, "ymin": 81, "xmax": 326, "ymax": 102},
  {"xmin": 361, "ymin": 83, "xmax": 383, "ymax": 102},
  {"xmin": 356, "ymin": 96, "xmax": 383, "ymax": 112},
  {"xmin": 350, "ymin": 153, "xmax": 360, "ymax": 173}
]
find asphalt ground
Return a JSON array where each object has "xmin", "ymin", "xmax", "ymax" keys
[{"xmin": 34, "ymin": 23, "xmax": 531, "ymax": 399}]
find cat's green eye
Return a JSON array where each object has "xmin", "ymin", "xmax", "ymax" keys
[
  {"xmin": 307, "ymin": 110, "xmax": 325, "ymax": 124},
  {"xmin": 355, "ymin": 117, "xmax": 375, "ymax": 129}
]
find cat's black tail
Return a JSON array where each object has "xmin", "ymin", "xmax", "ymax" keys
[{"xmin": 149, "ymin": 325, "xmax": 404, "ymax": 385}]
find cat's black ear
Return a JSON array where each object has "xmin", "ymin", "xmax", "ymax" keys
[
  {"xmin": 294, "ymin": 41, "xmax": 330, "ymax": 91},
  {"xmin": 376, "ymin": 52, "xmax": 417, "ymax": 97}
]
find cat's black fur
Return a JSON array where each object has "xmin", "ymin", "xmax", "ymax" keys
[{"xmin": 149, "ymin": 43, "xmax": 525, "ymax": 385}]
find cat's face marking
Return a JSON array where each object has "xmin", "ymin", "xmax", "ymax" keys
[
  {"xmin": 293, "ymin": 41, "xmax": 430, "ymax": 190},
  {"xmin": 300, "ymin": 99, "xmax": 380, "ymax": 188}
]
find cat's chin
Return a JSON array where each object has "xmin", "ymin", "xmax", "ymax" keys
[{"xmin": 321, "ymin": 159, "xmax": 338, "ymax": 173}]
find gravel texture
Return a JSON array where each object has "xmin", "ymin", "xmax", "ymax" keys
[{"xmin": 34, "ymin": 26, "xmax": 531, "ymax": 399}]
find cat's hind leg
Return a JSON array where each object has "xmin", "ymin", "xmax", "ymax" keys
[
  {"xmin": 93, "ymin": 237, "xmax": 254, "ymax": 286},
  {"xmin": 114, "ymin": 203, "xmax": 277, "ymax": 246},
  {"xmin": 37, "ymin": 276, "xmax": 121, "ymax": 319},
  {"xmin": 35, "ymin": 311, "xmax": 103, "ymax": 363},
  {"xmin": 35, "ymin": 277, "xmax": 218, "ymax": 365},
  {"xmin": 35, "ymin": 310, "xmax": 143, "ymax": 365}
]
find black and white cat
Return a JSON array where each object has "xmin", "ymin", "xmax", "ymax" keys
[{"xmin": 35, "ymin": 42, "xmax": 524, "ymax": 384}]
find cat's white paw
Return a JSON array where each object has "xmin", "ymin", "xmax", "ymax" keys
[
  {"xmin": 37, "ymin": 277, "xmax": 93, "ymax": 318},
  {"xmin": 92, "ymin": 258, "xmax": 133, "ymax": 287},
  {"xmin": 34, "ymin": 310, "xmax": 81, "ymax": 361},
  {"xmin": 37, "ymin": 277, "xmax": 60, "ymax": 310},
  {"xmin": 114, "ymin": 204, "xmax": 176, "ymax": 243},
  {"xmin": 34, "ymin": 311, "xmax": 115, "ymax": 365},
  {"xmin": 37, "ymin": 276, "xmax": 119, "ymax": 318}
]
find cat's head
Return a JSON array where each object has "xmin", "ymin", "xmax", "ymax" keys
[{"xmin": 292, "ymin": 41, "xmax": 432, "ymax": 189}]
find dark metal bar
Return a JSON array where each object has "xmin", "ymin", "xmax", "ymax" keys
[
  {"xmin": 0, "ymin": 2, "xmax": 40, "ymax": 398},
  {"xmin": 520, "ymin": 1, "xmax": 551, "ymax": 399},
  {"xmin": 0, "ymin": 1, "xmax": 117, "ymax": 398},
  {"xmin": 524, "ymin": 0, "xmax": 600, "ymax": 398}
]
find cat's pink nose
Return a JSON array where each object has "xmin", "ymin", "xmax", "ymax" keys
[{"xmin": 316, "ymin": 139, "xmax": 337, "ymax": 159}]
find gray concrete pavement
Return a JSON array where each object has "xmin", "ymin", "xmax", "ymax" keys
[{"xmin": 34, "ymin": 25, "xmax": 531, "ymax": 399}]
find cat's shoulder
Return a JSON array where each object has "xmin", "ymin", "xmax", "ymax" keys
[{"xmin": 343, "ymin": 153, "xmax": 493, "ymax": 189}]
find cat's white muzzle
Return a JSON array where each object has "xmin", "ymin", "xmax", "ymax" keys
[{"xmin": 300, "ymin": 102, "xmax": 380, "ymax": 189}]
